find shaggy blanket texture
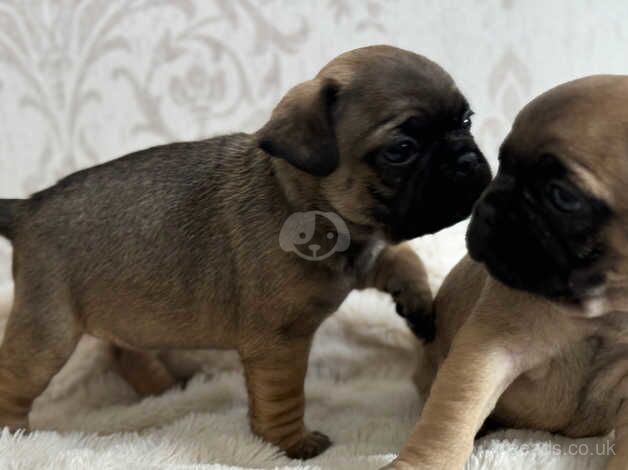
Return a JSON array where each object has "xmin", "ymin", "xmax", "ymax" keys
[{"xmin": 0, "ymin": 225, "xmax": 613, "ymax": 469}]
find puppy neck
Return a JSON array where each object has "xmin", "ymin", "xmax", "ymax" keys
[
  {"xmin": 268, "ymin": 153, "xmax": 390, "ymax": 269},
  {"xmin": 270, "ymin": 157, "xmax": 329, "ymax": 213}
]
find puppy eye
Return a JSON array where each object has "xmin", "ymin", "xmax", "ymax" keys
[
  {"xmin": 547, "ymin": 181, "xmax": 582, "ymax": 212},
  {"xmin": 383, "ymin": 139, "xmax": 418, "ymax": 164},
  {"xmin": 461, "ymin": 110, "xmax": 474, "ymax": 129}
]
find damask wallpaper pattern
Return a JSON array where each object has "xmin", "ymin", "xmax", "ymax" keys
[{"xmin": 0, "ymin": 0, "xmax": 626, "ymax": 283}]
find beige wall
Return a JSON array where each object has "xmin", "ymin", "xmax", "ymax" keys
[{"xmin": 0, "ymin": 0, "xmax": 626, "ymax": 284}]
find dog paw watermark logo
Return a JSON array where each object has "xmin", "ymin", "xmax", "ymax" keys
[{"xmin": 279, "ymin": 211, "xmax": 350, "ymax": 261}]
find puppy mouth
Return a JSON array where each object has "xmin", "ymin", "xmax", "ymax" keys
[
  {"xmin": 467, "ymin": 221, "xmax": 519, "ymax": 288},
  {"xmin": 365, "ymin": 137, "xmax": 491, "ymax": 243},
  {"xmin": 469, "ymin": 216, "xmax": 554, "ymax": 294},
  {"xmin": 467, "ymin": 209, "xmax": 607, "ymax": 303},
  {"xmin": 473, "ymin": 247, "xmax": 574, "ymax": 300},
  {"xmin": 398, "ymin": 163, "xmax": 491, "ymax": 239}
]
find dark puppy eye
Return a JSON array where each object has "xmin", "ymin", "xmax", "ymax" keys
[
  {"xmin": 383, "ymin": 139, "xmax": 418, "ymax": 164},
  {"xmin": 461, "ymin": 110, "xmax": 474, "ymax": 129},
  {"xmin": 547, "ymin": 181, "xmax": 582, "ymax": 212}
]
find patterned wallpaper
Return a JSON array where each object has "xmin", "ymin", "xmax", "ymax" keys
[{"xmin": 0, "ymin": 0, "xmax": 626, "ymax": 284}]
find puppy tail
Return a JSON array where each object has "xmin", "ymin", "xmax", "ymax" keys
[{"xmin": 0, "ymin": 199, "xmax": 22, "ymax": 241}]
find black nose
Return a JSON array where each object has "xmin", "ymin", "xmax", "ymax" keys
[{"xmin": 456, "ymin": 152, "xmax": 482, "ymax": 176}]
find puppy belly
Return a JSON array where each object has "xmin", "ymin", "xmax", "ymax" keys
[
  {"xmin": 88, "ymin": 328, "xmax": 236, "ymax": 351},
  {"xmin": 83, "ymin": 306, "xmax": 240, "ymax": 351}
]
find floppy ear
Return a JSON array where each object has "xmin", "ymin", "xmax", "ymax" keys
[{"xmin": 256, "ymin": 78, "xmax": 340, "ymax": 177}]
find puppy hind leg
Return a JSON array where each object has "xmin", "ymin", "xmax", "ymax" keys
[
  {"xmin": 607, "ymin": 400, "xmax": 628, "ymax": 470},
  {"xmin": 241, "ymin": 340, "xmax": 331, "ymax": 460},
  {"xmin": 113, "ymin": 347, "xmax": 182, "ymax": 397},
  {"xmin": 0, "ymin": 290, "xmax": 81, "ymax": 431}
]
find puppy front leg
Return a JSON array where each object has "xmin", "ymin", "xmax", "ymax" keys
[
  {"xmin": 384, "ymin": 320, "xmax": 519, "ymax": 469},
  {"xmin": 359, "ymin": 243, "xmax": 434, "ymax": 340},
  {"xmin": 241, "ymin": 339, "xmax": 331, "ymax": 459}
]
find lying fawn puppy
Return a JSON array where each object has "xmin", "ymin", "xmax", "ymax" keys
[
  {"xmin": 386, "ymin": 75, "xmax": 628, "ymax": 470},
  {"xmin": 0, "ymin": 45, "xmax": 491, "ymax": 459}
]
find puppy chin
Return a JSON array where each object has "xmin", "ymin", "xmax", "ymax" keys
[
  {"xmin": 392, "ymin": 208, "xmax": 471, "ymax": 242},
  {"xmin": 467, "ymin": 217, "xmax": 566, "ymax": 299},
  {"xmin": 394, "ymin": 188, "xmax": 488, "ymax": 241},
  {"xmin": 466, "ymin": 217, "xmax": 487, "ymax": 263},
  {"xmin": 469, "ymin": 235, "xmax": 606, "ymax": 307}
]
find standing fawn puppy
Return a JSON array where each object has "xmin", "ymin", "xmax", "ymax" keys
[
  {"xmin": 0, "ymin": 45, "xmax": 491, "ymax": 459},
  {"xmin": 386, "ymin": 76, "xmax": 628, "ymax": 470}
]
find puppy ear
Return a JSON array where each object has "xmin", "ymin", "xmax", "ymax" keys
[{"xmin": 256, "ymin": 78, "xmax": 340, "ymax": 177}]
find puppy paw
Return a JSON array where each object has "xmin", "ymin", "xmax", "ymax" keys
[
  {"xmin": 284, "ymin": 430, "xmax": 332, "ymax": 460},
  {"xmin": 0, "ymin": 414, "xmax": 29, "ymax": 433},
  {"xmin": 392, "ymin": 287, "xmax": 435, "ymax": 342}
]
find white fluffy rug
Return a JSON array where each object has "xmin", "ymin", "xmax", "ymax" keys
[{"xmin": 0, "ymin": 224, "xmax": 613, "ymax": 469}]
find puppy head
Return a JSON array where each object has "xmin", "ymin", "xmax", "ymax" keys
[
  {"xmin": 467, "ymin": 75, "xmax": 628, "ymax": 308},
  {"xmin": 256, "ymin": 45, "xmax": 491, "ymax": 242}
]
